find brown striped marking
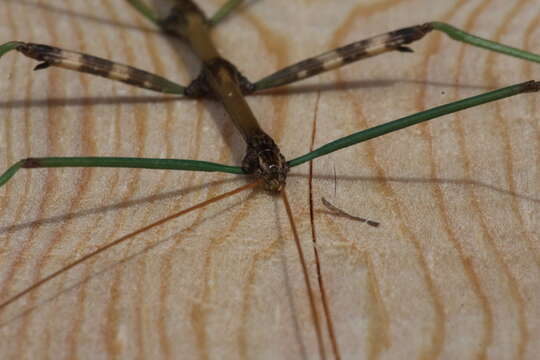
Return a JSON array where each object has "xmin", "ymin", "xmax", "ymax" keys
[
  {"xmin": 16, "ymin": 42, "xmax": 185, "ymax": 94},
  {"xmin": 254, "ymin": 23, "xmax": 433, "ymax": 90}
]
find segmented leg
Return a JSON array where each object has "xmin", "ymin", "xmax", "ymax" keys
[
  {"xmin": 126, "ymin": 0, "xmax": 244, "ymax": 27},
  {"xmin": 251, "ymin": 21, "xmax": 540, "ymax": 92},
  {"xmin": 125, "ymin": 0, "xmax": 161, "ymax": 25},
  {"xmin": 0, "ymin": 41, "xmax": 185, "ymax": 94},
  {"xmin": 252, "ymin": 24, "xmax": 432, "ymax": 92},
  {"xmin": 209, "ymin": 0, "xmax": 245, "ymax": 25}
]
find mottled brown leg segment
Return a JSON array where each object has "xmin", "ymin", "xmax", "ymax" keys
[
  {"xmin": 14, "ymin": 42, "xmax": 186, "ymax": 94},
  {"xmin": 252, "ymin": 23, "xmax": 433, "ymax": 92}
]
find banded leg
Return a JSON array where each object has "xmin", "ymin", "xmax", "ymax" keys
[
  {"xmin": 252, "ymin": 22, "xmax": 540, "ymax": 92},
  {"xmin": 0, "ymin": 42, "xmax": 185, "ymax": 94}
]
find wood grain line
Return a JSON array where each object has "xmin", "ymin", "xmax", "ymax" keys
[
  {"xmin": 452, "ymin": 1, "xmax": 529, "ymax": 358},
  {"xmin": 331, "ymin": 2, "xmax": 447, "ymax": 358},
  {"xmin": 415, "ymin": 1, "xmax": 493, "ymax": 358},
  {"xmin": 0, "ymin": 1, "xmax": 538, "ymax": 358}
]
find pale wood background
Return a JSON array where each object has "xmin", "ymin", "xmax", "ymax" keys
[{"xmin": 0, "ymin": 0, "xmax": 539, "ymax": 359}]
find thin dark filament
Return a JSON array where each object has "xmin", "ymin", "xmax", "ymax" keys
[
  {"xmin": 308, "ymin": 92, "xmax": 341, "ymax": 360},
  {"xmin": 332, "ymin": 165, "xmax": 337, "ymax": 199},
  {"xmin": 0, "ymin": 180, "xmax": 260, "ymax": 312},
  {"xmin": 322, "ymin": 198, "xmax": 380, "ymax": 227},
  {"xmin": 281, "ymin": 189, "xmax": 326, "ymax": 360}
]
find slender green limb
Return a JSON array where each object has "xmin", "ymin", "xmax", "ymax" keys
[
  {"xmin": 125, "ymin": 0, "xmax": 161, "ymax": 25},
  {"xmin": 126, "ymin": 0, "xmax": 244, "ymax": 27},
  {"xmin": 209, "ymin": 0, "xmax": 245, "ymax": 25},
  {"xmin": 288, "ymin": 80, "xmax": 540, "ymax": 168},
  {"xmin": 0, "ymin": 161, "xmax": 24, "ymax": 188},
  {"xmin": 0, "ymin": 41, "xmax": 21, "ymax": 57},
  {"xmin": 0, "ymin": 157, "xmax": 245, "ymax": 188},
  {"xmin": 431, "ymin": 22, "xmax": 540, "ymax": 64}
]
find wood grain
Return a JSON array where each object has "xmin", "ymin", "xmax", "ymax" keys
[{"xmin": 0, "ymin": 0, "xmax": 539, "ymax": 359}]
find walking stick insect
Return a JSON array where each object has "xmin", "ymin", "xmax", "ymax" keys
[{"xmin": 0, "ymin": 0, "xmax": 539, "ymax": 359}]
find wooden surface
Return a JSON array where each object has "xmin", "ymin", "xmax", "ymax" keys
[{"xmin": 0, "ymin": 0, "xmax": 539, "ymax": 359}]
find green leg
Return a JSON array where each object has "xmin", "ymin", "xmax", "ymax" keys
[
  {"xmin": 2, "ymin": 82, "xmax": 538, "ymax": 188},
  {"xmin": 431, "ymin": 22, "xmax": 540, "ymax": 63},
  {"xmin": 125, "ymin": 0, "xmax": 161, "ymax": 25},
  {"xmin": 209, "ymin": 0, "xmax": 245, "ymax": 25},
  {"xmin": 288, "ymin": 80, "xmax": 540, "ymax": 167},
  {"xmin": 126, "ymin": 0, "xmax": 244, "ymax": 27}
]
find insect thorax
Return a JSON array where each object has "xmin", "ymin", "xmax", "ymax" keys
[{"xmin": 241, "ymin": 133, "xmax": 289, "ymax": 192}]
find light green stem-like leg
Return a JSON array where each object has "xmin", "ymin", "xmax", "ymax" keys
[
  {"xmin": 126, "ymin": 0, "xmax": 244, "ymax": 26},
  {"xmin": 125, "ymin": 0, "xmax": 161, "ymax": 25},
  {"xmin": 209, "ymin": 0, "xmax": 245, "ymax": 25},
  {"xmin": 288, "ymin": 80, "xmax": 540, "ymax": 167},
  {"xmin": 0, "ymin": 41, "xmax": 20, "ymax": 57},
  {"xmin": 431, "ymin": 22, "xmax": 540, "ymax": 63}
]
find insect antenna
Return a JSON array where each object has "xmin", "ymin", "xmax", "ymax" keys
[
  {"xmin": 0, "ymin": 180, "xmax": 260, "ymax": 313},
  {"xmin": 281, "ymin": 189, "xmax": 326, "ymax": 360}
]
